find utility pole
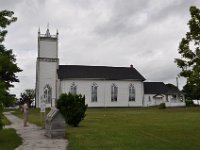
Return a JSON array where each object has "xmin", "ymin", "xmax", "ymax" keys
[{"xmin": 176, "ymin": 76, "xmax": 179, "ymax": 89}]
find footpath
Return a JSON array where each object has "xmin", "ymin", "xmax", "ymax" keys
[{"xmin": 3, "ymin": 112, "xmax": 68, "ymax": 150}]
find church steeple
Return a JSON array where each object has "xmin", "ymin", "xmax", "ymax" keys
[{"xmin": 36, "ymin": 27, "xmax": 59, "ymax": 108}]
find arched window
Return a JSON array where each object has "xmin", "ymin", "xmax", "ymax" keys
[
  {"xmin": 70, "ymin": 82, "xmax": 77, "ymax": 95},
  {"xmin": 129, "ymin": 84, "xmax": 135, "ymax": 101},
  {"xmin": 91, "ymin": 83, "xmax": 98, "ymax": 102},
  {"xmin": 44, "ymin": 84, "xmax": 52, "ymax": 104},
  {"xmin": 111, "ymin": 84, "xmax": 118, "ymax": 102}
]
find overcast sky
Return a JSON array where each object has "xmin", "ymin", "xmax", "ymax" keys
[{"xmin": 1, "ymin": 0, "xmax": 200, "ymax": 97}]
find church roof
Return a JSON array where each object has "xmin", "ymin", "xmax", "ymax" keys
[
  {"xmin": 165, "ymin": 84, "xmax": 182, "ymax": 94},
  {"xmin": 57, "ymin": 65, "xmax": 145, "ymax": 81},
  {"xmin": 144, "ymin": 82, "xmax": 168, "ymax": 94}
]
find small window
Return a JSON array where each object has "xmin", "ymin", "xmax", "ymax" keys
[
  {"xmin": 44, "ymin": 84, "xmax": 52, "ymax": 104},
  {"xmin": 111, "ymin": 84, "xmax": 118, "ymax": 102},
  {"xmin": 91, "ymin": 83, "xmax": 98, "ymax": 102},
  {"xmin": 149, "ymin": 96, "xmax": 151, "ymax": 102},
  {"xmin": 129, "ymin": 84, "xmax": 135, "ymax": 101},
  {"xmin": 70, "ymin": 82, "xmax": 77, "ymax": 95}
]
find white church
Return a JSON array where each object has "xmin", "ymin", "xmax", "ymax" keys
[{"xmin": 35, "ymin": 29, "xmax": 185, "ymax": 108}]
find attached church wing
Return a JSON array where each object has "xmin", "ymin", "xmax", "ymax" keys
[{"xmin": 144, "ymin": 82, "xmax": 168, "ymax": 94}]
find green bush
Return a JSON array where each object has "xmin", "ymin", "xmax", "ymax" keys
[
  {"xmin": 185, "ymin": 100, "xmax": 195, "ymax": 107},
  {"xmin": 57, "ymin": 93, "xmax": 88, "ymax": 127},
  {"xmin": 0, "ymin": 103, "xmax": 3, "ymax": 130},
  {"xmin": 159, "ymin": 103, "xmax": 166, "ymax": 109}
]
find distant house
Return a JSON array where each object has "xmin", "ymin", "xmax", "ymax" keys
[{"xmin": 35, "ymin": 29, "xmax": 185, "ymax": 108}]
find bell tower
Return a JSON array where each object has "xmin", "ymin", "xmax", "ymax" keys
[{"xmin": 36, "ymin": 28, "xmax": 59, "ymax": 108}]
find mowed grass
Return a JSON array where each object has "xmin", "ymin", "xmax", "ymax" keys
[
  {"xmin": 2, "ymin": 114, "xmax": 11, "ymax": 125},
  {"xmin": 0, "ymin": 128, "xmax": 22, "ymax": 150},
  {"xmin": 0, "ymin": 114, "xmax": 22, "ymax": 150},
  {"xmin": 67, "ymin": 107, "xmax": 200, "ymax": 150},
  {"xmin": 12, "ymin": 108, "xmax": 50, "ymax": 126},
  {"xmin": 11, "ymin": 107, "xmax": 200, "ymax": 150}
]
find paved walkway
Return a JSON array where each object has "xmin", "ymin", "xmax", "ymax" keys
[{"xmin": 3, "ymin": 112, "xmax": 68, "ymax": 150}]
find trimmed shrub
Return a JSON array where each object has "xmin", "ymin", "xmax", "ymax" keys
[
  {"xmin": 57, "ymin": 93, "xmax": 88, "ymax": 127},
  {"xmin": 185, "ymin": 100, "xmax": 195, "ymax": 107},
  {"xmin": 159, "ymin": 103, "xmax": 166, "ymax": 109}
]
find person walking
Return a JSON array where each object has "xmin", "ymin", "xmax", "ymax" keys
[{"xmin": 22, "ymin": 102, "xmax": 29, "ymax": 127}]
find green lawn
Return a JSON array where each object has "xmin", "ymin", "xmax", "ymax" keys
[
  {"xmin": 0, "ymin": 114, "xmax": 22, "ymax": 150},
  {"xmin": 12, "ymin": 107, "xmax": 200, "ymax": 150},
  {"xmin": 2, "ymin": 114, "xmax": 11, "ymax": 125},
  {"xmin": 67, "ymin": 107, "xmax": 200, "ymax": 150},
  {"xmin": 0, "ymin": 128, "xmax": 22, "ymax": 150},
  {"xmin": 12, "ymin": 108, "xmax": 50, "ymax": 126}
]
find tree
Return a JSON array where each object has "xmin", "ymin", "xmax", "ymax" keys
[
  {"xmin": 0, "ymin": 10, "xmax": 22, "ymax": 129},
  {"xmin": 175, "ymin": 6, "xmax": 200, "ymax": 100},
  {"xmin": 57, "ymin": 93, "xmax": 88, "ymax": 127},
  {"xmin": 19, "ymin": 89, "xmax": 35, "ymax": 107},
  {"xmin": 0, "ymin": 10, "xmax": 22, "ymax": 90}
]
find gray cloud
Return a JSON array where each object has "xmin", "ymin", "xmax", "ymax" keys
[{"xmin": 1, "ymin": 0, "xmax": 200, "ymax": 97}]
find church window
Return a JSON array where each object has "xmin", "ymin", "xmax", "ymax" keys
[
  {"xmin": 129, "ymin": 84, "xmax": 135, "ymax": 101},
  {"xmin": 44, "ymin": 84, "xmax": 52, "ymax": 104},
  {"xmin": 111, "ymin": 84, "xmax": 118, "ymax": 102},
  {"xmin": 70, "ymin": 82, "xmax": 77, "ymax": 95},
  {"xmin": 91, "ymin": 83, "xmax": 98, "ymax": 102},
  {"xmin": 149, "ymin": 96, "xmax": 151, "ymax": 102}
]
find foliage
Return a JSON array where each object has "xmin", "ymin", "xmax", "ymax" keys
[
  {"xmin": 0, "ymin": 10, "xmax": 21, "ymax": 90},
  {"xmin": 57, "ymin": 93, "xmax": 88, "ymax": 127},
  {"xmin": 175, "ymin": 6, "xmax": 200, "ymax": 100},
  {"xmin": 0, "ymin": 10, "xmax": 22, "ymax": 130},
  {"xmin": 158, "ymin": 102, "xmax": 166, "ymax": 109},
  {"xmin": 185, "ymin": 100, "xmax": 195, "ymax": 107},
  {"xmin": 0, "ymin": 81, "xmax": 5, "ymax": 129},
  {"xmin": 18, "ymin": 89, "xmax": 35, "ymax": 107}
]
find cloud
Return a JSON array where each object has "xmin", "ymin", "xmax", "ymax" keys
[{"xmin": 1, "ymin": 0, "xmax": 200, "ymax": 97}]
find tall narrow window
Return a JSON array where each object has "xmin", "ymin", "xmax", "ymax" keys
[
  {"xmin": 91, "ymin": 83, "xmax": 98, "ymax": 102},
  {"xmin": 111, "ymin": 84, "xmax": 118, "ymax": 102},
  {"xmin": 44, "ymin": 84, "xmax": 52, "ymax": 104},
  {"xmin": 70, "ymin": 82, "xmax": 77, "ymax": 95},
  {"xmin": 129, "ymin": 84, "xmax": 135, "ymax": 101}
]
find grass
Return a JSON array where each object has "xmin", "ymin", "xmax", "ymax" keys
[
  {"xmin": 12, "ymin": 107, "xmax": 200, "ymax": 150},
  {"xmin": 0, "ymin": 128, "xmax": 22, "ymax": 150},
  {"xmin": 2, "ymin": 114, "xmax": 11, "ymax": 125},
  {"xmin": 12, "ymin": 108, "xmax": 50, "ymax": 126},
  {"xmin": 0, "ymin": 112, "xmax": 22, "ymax": 150},
  {"xmin": 67, "ymin": 107, "xmax": 200, "ymax": 150}
]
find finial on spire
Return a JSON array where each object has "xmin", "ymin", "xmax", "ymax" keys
[
  {"xmin": 56, "ymin": 29, "xmax": 59, "ymax": 37},
  {"xmin": 38, "ymin": 27, "xmax": 40, "ymax": 37},
  {"xmin": 46, "ymin": 23, "xmax": 51, "ymax": 37}
]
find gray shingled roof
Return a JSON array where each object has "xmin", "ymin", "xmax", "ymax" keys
[
  {"xmin": 165, "ymin": 84, "xmax": 182, "ymax": 94},
  {"xmin": 144, "ymin": 82, "xmax": 168, "ymax": 94},
  {"xmin": 57, "ymin": 65, "xmax": 145, "ymax": 81}
]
